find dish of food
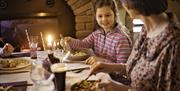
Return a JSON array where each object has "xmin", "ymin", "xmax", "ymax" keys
[
  {"xmin": 68, "ymin": 50, "xmax": 90, "ymax": 61},
  {"xmin": 0, "ymin": 57, "xmax": 31, "ymax": 70},
  {"xmin": 71, "ymin": 80, "xmax": 100, "ymax": 91}
]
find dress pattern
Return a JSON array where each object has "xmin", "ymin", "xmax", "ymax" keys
[{"xmin": 126, "ymin": 13, "xmax": 180, "ymax": 91}]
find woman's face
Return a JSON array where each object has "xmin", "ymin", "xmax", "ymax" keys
[{"xmin": 96, "ymin": 6, "xmax": 115, "ymax": 31}]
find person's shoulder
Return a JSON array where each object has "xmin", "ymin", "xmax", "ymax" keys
[{"xmin": 114, "ymin": 24, "xmax": 131, "ymax": 37}]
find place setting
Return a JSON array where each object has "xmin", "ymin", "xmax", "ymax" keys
[{"xmin": 0, "ymin": 57, "xmax": 32, "ymax": 74}]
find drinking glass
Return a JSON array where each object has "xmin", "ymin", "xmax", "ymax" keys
[
  {"xmin": 52, "ymin": 39, "xmax": 62, "ymax": 51},
  {"xmin": 29, "ymin": 36, "xmax": 38, "ymax": 59},
  {"xmin": 53, "ymin": 49, "xmax": 65, "ymax": 63},
  {"xmin": 53, "ymin": 49, "xmax": 71, "ymax": 63},
  {"xmin": 30, "ymin": 60, "xmax": 55, "ymax": 91}
]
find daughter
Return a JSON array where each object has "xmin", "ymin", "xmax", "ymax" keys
[{"xmin": 61, "ymin": 0, "xmax": 132, "ymax": 82}]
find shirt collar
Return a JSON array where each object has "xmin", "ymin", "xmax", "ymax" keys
[{"xmin": 96, "ymin": 24, "xmax": 121, "ymax": 35}]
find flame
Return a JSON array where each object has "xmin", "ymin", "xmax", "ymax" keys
[{"xmin": 47, "ymin": 35, "xmax": 53, "ymax": 46}]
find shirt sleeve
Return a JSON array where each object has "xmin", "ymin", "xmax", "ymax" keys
[
  {"xmin": 70, "ymin": 32, "xmax": 95, "ymax": 50},
  {"xmin": 157, "ymin": 44, "xmax": 180, "ymax": 91},
  {"xmin": 115, "ymin": 36, "xmax": 132, "ymax": 63},
  {"xmin": 0, "ymin": 48, "xmax": 4, "ymax": 57}
]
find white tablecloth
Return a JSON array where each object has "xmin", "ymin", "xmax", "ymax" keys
[{"xmin": 0, "ymin": 69, "xmax": 110, "ymax": 91}]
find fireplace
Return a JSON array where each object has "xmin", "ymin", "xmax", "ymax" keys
[{"xmin": 0, "ymin": 0, "xmax": 95, "ymax": 51}]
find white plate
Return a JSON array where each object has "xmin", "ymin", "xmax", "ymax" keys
[
  {"xmin": 0, "ymin": 57, "xmax": 31, "ymax": 70},
  {"xmin": 51, "ymin": 63, "xmax": 90, "ymax": 72}
]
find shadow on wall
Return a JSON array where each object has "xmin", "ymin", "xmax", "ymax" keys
[{"xmin": 168, "ymin": 0, "xmax": 180, "ymax": 20}]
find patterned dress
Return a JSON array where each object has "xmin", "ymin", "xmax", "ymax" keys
[{"xmin": 126, "ymin": 13, "xmax": 180, "ymax": 91}]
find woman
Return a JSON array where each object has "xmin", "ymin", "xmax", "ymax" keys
[{"xmin": 89, "ymin": 0, "xmax": 180, "ymax": 91}]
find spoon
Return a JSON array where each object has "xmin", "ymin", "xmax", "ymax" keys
[{"xmin": 61, "ymin": 51, "xmax": 70, "ymax": 63}]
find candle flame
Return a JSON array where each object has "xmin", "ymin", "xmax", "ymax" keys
[{"xmin": 47, "ymin": 35, "xmax": 52, "ymax": 43}]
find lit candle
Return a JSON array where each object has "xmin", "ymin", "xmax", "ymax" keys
[{"xmin": 47, "ymin": 35, "xmax": 53, "ymax": 48}]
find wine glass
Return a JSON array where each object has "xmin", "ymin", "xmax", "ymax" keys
[
  {"xmin": 53, "ymin": 49, "xmax": 70, "ymax": 63},
  {"xmin": 30, "ymin": 60, "xmax": 55, "ymax": 91},
  {"xmin": 29, "ymin": 36, "xmax": 38, "ymax": 59}
]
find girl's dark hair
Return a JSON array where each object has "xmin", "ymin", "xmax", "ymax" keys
[
  {"xmin": 93, "ymin": 0, "xmax": 117, "ymax": 30},
  {"xmin": 121, "ymin": 0, "xmax": 168, "ymax": 16}
]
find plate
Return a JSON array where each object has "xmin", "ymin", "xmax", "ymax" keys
[
  {"xmin": 0, "ymin": 57, "xmax": 31, "ymax": 70},
  {"xmin": 51, "ymin": 63, "xmax": 90, "ymax": 72},
  {"xmin": 67, "ymin": 49, "xmax": 90, "ymax": 61}
]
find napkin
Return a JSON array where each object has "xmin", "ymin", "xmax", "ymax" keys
[
  {"xmin": 0, "ymin": 81, "xmax": 30, "ymax": 91},
  {"xmin": 11, "ymin": 52, "xmax": 30, "ymax": 57},
  {"xmin": 2, "ymin": 52, "xmax": 30, "ymax": 58}
]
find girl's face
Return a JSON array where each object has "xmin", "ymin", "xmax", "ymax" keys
[{"xmin": 96, "ymin": 6, "xmax": 115, "ymax": 31}]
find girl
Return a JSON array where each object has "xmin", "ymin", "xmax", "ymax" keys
[{"xmin": 62, "ymin": 0, "xmax": 132, "ymax": 83}]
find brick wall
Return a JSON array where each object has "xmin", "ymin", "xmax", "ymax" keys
[{"xmin": 65, "ymin": 0, "xmax": 94, "ymax": 38}]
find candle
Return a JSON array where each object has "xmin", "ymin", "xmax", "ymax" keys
[{"xmin": 47, "ymin": 35, "xmax": 53, "ymax": 48}]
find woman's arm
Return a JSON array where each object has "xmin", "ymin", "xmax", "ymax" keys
[
  {"xmin": 90, "ymin": 62, "xmax": 126, "ymax": 75},
  {"xmin": 99, "ymin": 77, "xmax": 132, "ymax": 91}
]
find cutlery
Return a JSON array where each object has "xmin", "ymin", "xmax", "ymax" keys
[
  {"xmin": 84, "ymin": 74, "xmax": 91, "ymax": 80},
  {"xmin": 2, "ymin": 84, "xmax": 33, "ymax": 91},
  {"xmin": 0, "ymin": 70, "xmax": 30, "ymax": 74},
  {"xmin": 61, "ymin": 51, "xmax": 70, "ymax": 62}
]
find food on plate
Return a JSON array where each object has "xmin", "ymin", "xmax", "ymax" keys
[
  {"xmin": 0, "ymin": 58, "xmax": 30, "ymax": 69},
  {"xmin": 68, "ymin": 50, "xmax": 90, "ymax": 61},
  {"xmin": 70, "ymin": 51, "xmax": 87, "ymax": 57},
  {"xmin": 71, "ymin": 80, "xmax": 100, "ymax": 91}
]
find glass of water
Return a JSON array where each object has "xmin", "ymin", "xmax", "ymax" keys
[{"xmin": 30, "ymin": 60, "xmax": 55, "ymax": 91}]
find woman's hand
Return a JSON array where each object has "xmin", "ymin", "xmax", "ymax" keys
[
  {"xmin": 89, "ymin": 62, "xmax": 111, "ymax": 75},
  {"xmin": 96, "ymin": 73, "xmax": 130, "ymax": 91},
  {"xmin": 3, "ymin": 43, "xmax": 14, "ymax": 56},
  {"xmin": 85, "ymin": 56, "xmax": 106, "ymax": 65}
]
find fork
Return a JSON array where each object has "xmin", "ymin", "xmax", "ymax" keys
[{"xmin": 61, "ymin": 51, "xmax": 70, "ymax": 63}]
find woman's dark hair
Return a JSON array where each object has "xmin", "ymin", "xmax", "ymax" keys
[
  {"xmin": 93, "ymin": 0, "xmax": 117, "ymax": 30},
  {"xmin": 120, "ymin": 0, "xmax": 168, "ymax": 16}
]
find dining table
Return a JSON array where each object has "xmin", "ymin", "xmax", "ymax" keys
[
  {"xmin": 0, "ymin": 68, "xmax": 95, "ymax": 91},
  {"xmin": 0, "ymin": 51, "xmax": 110, "ymax": 91}
]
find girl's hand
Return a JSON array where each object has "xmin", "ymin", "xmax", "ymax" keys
[
  {"xmin": 85, "ymin": 56, "xmax": 106, "ymax": 65},
  {"xmin": 60, "ymin": 37, "xmax": 73, "ymax": 51}
]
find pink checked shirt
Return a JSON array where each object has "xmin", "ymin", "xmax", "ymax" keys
[{"xmin": 70, "ymin": 24, "xmax": 132, "ymax": 63}]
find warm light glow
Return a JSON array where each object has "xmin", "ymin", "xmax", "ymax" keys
[
  {"xmin": 47, "ymin": 35, "xmax": 53, "ymax": 47},
  {"xmin": 37, "ymin": 12, "xmax": 47, "ymax": 17}
]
